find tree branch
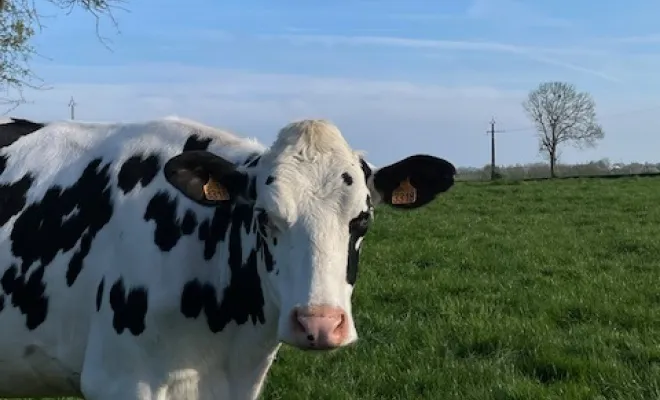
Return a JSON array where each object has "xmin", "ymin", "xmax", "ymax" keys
[
  {"xmin": 0, "ymin": 0, "xmax": 125, "ymax": 112},
  {"xmin": 522, "ymin": 81, "xmax": 605, "ymax": 175}
]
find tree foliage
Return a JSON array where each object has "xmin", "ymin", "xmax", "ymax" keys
[
  {"xmin": 522, "ymin": 81, "xmax": 604, "ymax": 178},
  {"xmin": 0, "ymin": 0, "xmax": 123, "ymax": 111}
]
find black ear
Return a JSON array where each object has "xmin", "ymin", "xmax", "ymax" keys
[
  {"xmin": 163, "ymin": 150, "xmax": 249, "ymax": 206},
  {"xmin": 372, "ymin": 154, "xmax": 456, "ymax": 209}
]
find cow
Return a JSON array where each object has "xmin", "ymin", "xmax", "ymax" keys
[{"xmin": 0, "ymin": 116, "xmax": 455, "ymax": 399}]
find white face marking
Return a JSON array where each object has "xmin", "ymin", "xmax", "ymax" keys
[
  {"xmin": 248, "ymin": 120, "xmax": 375, "ymax": 347},
  {"xmin": 354, "ymin": 236, "xmax": 364, "ymax": 251}
]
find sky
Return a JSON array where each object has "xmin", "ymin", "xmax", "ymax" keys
[{"xmin": 6, "ymin": 0, "xmax": 660, "ymax": 168}]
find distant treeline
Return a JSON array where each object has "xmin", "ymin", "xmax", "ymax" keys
[{"xmin": 456, "ymin": 159, "xmax": 660, "ymax": 181}]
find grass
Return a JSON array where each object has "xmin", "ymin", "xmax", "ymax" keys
[{"xmin": 15, "ymin": 177, "xmax": 660, "ymax": 400}]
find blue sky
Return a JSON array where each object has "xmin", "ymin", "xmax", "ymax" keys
[{"xmin": 9, "ymin": 0, "xmax": 660, "ymax": 168}]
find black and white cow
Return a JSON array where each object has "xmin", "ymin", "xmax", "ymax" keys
[{"xmin": 0, "ymin": 116, "xmax": 455, "ymax": 399}]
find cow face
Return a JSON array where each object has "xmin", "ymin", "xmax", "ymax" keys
[{"xmin": 164, "ymin": 120, "xmax": 455, "ymax": 351}]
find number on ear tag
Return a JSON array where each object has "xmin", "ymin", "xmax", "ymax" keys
[
  {"xmin": 391, "ymin": 177, "xmax": 417, "ymax": 205},
  {"xmin": 203, "ymin": 177, "xmax": 230, "ymax": 201}
]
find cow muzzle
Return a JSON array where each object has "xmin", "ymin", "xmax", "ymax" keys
[{"xmin": 284, "ymin": 304, "xmax": 350, "ymax": 350}]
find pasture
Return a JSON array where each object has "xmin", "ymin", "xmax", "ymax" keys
[{"xmin": 15, "ymin": 177, "xmax": 660, "ymax": 400}]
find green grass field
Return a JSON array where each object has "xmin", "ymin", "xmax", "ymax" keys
[{"xmin": 17, "ymin": 177, "xmax": 660, "ymax": 400}]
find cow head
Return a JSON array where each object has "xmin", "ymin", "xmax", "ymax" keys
[{"xmin": 164, "ymin": 120, "xmax": 455, "ymax": 350}]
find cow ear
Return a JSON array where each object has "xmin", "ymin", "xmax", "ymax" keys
[
  {"xmin": 370, "ymin": 154, "xmax": 456, "ymax": 209},
  {"xmin": 164, "ymin": 150, "xmax": 249, "ymax": 206}
]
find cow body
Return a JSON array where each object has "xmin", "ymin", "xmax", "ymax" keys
[{"xmin": 0, "ymin": 116, "xmax": 455, "ymax": 399}]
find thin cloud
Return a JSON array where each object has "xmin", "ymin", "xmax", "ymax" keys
[
  {"xmin": 539, "ymin": 59, "xmax": 619, "ymax": 82},
  {"xmin": 11, "ymin": 63, "xmax": 534, "ymax": 167},
  {"xmin": 150, "ymin": 29, "xmax": 235, "ymax": 41},
  {"xmin": 262, "ymin": 34, "xmax": 596, "ymax": 55},
  {"xmin": 27, "ymin": 62, "xmax": 527, "ymax": 100},
  {"xmin": 503, "ymin": 49, "xmax": 621, "ymax": 83},
  {"xmin": 466, "ymin": 0, "xmax": 573, "ymax": 29},
  {"xmin": 261, "ymin": 34, "xmax": 619, "ymax": 82},
  {"xmin": 608, "ymin": 34, "xmax": 660, "ymax": 44},
  {"xmin": 8, "ymin": 63, "xmax": 655, "ymax": 167},
  {"xmin": 387, "ymin": 13, "xmax": 466, "ymax": 22}
]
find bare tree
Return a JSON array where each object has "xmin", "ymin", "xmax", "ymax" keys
[
  {"xmin": 1, "ymin": 0, "xmax": 125, "ymax": 112},
  {"xmin": 522, "ymin": 81, "xmax": 604, "ymax": 178}
]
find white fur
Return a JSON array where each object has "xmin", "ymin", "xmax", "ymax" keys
[
  {"xmin": 0, "ymin": 117, "xmax": 382, "ymax": 400},
  {"xmin": 255, "ymin": 120, "xmax": 372, "ymax": 344}
]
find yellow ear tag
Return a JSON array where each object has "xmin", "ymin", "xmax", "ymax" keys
[
  {"xmin": 202, "ymin": 177, "xmax": 230, "ymax": 201},
  {"xmin": 391, "ymin": 177, "xmax": 417, "ymax": 205}
]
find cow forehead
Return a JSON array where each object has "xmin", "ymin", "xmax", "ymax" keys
[
  {"xmin": 254, "ymin": 155, "xmax": 369, "ymax": 221},
  {"xmin": 267, "ymin": 153, "xmax": 364, "ymax": 188},
  {"xmin": 250, "ymin": 119, "xmax": 370, "ymax": 220}
]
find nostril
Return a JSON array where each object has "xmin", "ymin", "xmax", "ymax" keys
[
  {"xmin": 334, "ymin": 312, "xmax": 347, "ymax": 333},
  {"xmin": 289, "ymin": 306, "xmax": 350, "ymax": 347},
  {"xmin": 290, "ymin": 308, "xmax": 307, "ymax": 334}
]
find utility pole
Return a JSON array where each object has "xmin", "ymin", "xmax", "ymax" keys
[
  {"xmin": 487, "ymin": 118, "xmax": 505, "ymax": 180},
  {"xmin": 68, "ymin": 96, "xmax": 77, "ymax": 120}
]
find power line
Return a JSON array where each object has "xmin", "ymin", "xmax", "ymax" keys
[
  {"xmin": 487, "ymin": 118, "xmax": 505, "ymax": 180},
  {"xmin": 485, "ymin": 104, "xmax": 660, "ymax": 178}
]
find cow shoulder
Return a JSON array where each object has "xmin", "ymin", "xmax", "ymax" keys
[{"xmin": 140, "ymin": 118, "xmax": 267, "ymax": 254}]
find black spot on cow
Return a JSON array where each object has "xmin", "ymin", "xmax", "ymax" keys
[
  {"xmin": 0, "ymin": 155, "xmax": 7, "ymax": 176},
  {"xmin": 96, "ymin": 278, "xmax": 105, "ymax": 312},
  {"xmin": 0, "ymin": 174, "xmax": 34, "ymax": 227},
  {"xmin": 360, "ymin": 159, "xmax": 372, "ymax": 181},
  {"xmin": 0, "ymin": 293, "xmax": 4, "ymax": 312},
  {"xmin": 255, "ymin": 209, "xmax": 268, "ymax": 237},
  {"xmin": 342, "ymin": 172, "xmax": 353, "ymax": 186},
  {"xmin": 144, "ymin": 192, "xmax": 199, "ymax": 251},
  {"xmin": 265, "ymin": 176, "xmax": 275, "ymax": 185},
  {"xmin": 180, "ymin": 280, "xmax": 205, "ymax": 319},
  {"xmin": 1, "ymin": 264, "xmax": 48, "ymax": 330},
  {"xmin": 197, "ymin": 205, "xmax": 232, "ymax": 260},
  {"xmin": 243, "ymin": 153, "xmax": 260, "ymax": 166},
  {"xmin": 0, "ymin": 118, "xmax": 45, "ymax": 149},
  {"xmin": 5, "ymin": 158, "xmax": 113, "ymax": 329},
  {"xmin": 1, "ymin": 265, "xmax": 16, "ymax": 289},
  {"xmin": 10, "ymin": 158, "xmax": 113, "ymax": 285},
  {"xmin": 179, "ymin": 251, "xmax": 265, "ymax": 332},
  {"xmin": 182, "ymin": 134, "xmax": 212, "ymax": 152},
  {"xmin": 117, "ymin": 153, "xmax": 160, "ymax": 194},
  {"xmin": 248, "ymin": 176, "xmax": 257, "ymax": 200},
  {"xmin": 109, "ymin": 277, "xmax": 148, "ymax": 335},
  {"xmin": 67, "ymin": 232, "xmax": 93, "ymax": 286},
  {"xmin": 366, "ymin": 194, "xmax": 373, "ymax": 210},
  {"xmin": 181, "ymin": 210, "xmax": 197, "ymax": 235},
  {"xmin": 346, "ymin": 211, "xmax": 371, "ymax": 285},
  {"xmin": 255, "ymin": 209, "xmax": 275, "ymax": 272},
  {"xmin": 181, "ymin": 203, "xmax": 274, "ymax": 332},
  {"xmin": 227, "ymin": 204, "xmax": 253, "ymax": 265}
]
